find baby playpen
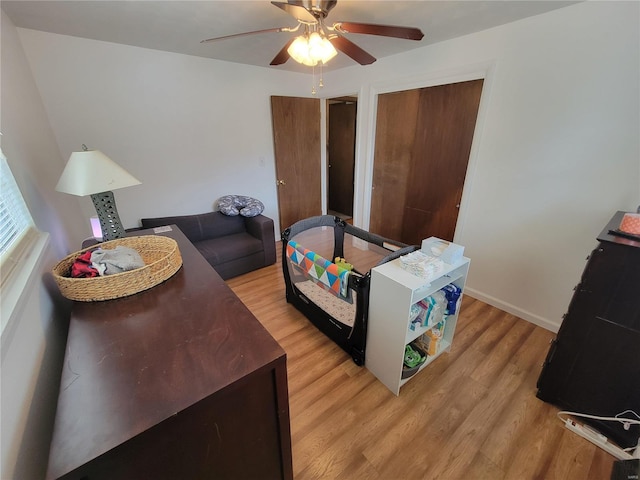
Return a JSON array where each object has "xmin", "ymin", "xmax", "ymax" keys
[{"xmin": 282, "ymin": 215, "xmax": 416, "ymax": 365}]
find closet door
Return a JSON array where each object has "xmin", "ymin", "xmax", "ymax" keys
[
  {"xmin": 370, "ymin": 79, "xmax": 483, "ymax": 245},
  {"xmin": 369, "ymin": 89, "xmax": 420, "ymax": 240}
]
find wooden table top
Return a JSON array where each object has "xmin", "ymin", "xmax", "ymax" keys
[{"xmin": 47, "ymin": 226, "xmax": 286, "ymax": 479}]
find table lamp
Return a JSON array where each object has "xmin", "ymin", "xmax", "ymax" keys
[{"xmin": 56, "ymin": 145, "xmax": 141, "ymax": 241}]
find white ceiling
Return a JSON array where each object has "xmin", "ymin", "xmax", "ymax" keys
[{"xmin": 2, "ymin": 0, "xmax": 579, "ymax": 73}]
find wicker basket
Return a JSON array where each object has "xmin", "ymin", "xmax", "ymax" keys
[{"xmin": 52, "ymin": 235, "xmax": 182, "ymax": 302}]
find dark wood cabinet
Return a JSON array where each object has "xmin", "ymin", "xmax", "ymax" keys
[
  {"xmin": 536, "ymin": 211, "xmax": 640, "ymax": 449},
  {"xmin": 46, "ymin": 227, "xmax": 292, "ymax": 480}
]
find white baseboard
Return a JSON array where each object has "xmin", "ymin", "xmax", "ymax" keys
[{"xmin": 464, "ymin": 287, "xmax": 560, "ymax": 333}]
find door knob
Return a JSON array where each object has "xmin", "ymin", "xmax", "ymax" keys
[{"xmin": 276, "ymin": 179, "xmax": 286, "ymax": 186}]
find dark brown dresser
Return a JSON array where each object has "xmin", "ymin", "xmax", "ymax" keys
[
  {"xmin": 46, "ymin": 226, "xmax": 292, "ymax": 479},
  {"xmin": 536, "ymin": 211, "xmax": 640, "ymax": 449}
]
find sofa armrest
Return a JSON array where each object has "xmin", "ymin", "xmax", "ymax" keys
[{"xmin": 244, "ymin": 215, "xmax": 276, "ymax": 266}]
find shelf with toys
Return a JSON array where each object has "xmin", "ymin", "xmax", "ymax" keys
[{"xmin": 366, "ymin": 238, "xmax": 469, "ymax": 395}]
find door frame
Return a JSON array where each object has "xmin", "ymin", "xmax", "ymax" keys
[
  {"xmin": 356, "ymin": 60, "xmax": 496, "ymax": 242},
  {"xmin": 319, "ymin": 94, "xmax": 359, "ymax": 218},
  {"xmin": 326, "ymin": 97, "xmax": 358, "ymax": 219}
]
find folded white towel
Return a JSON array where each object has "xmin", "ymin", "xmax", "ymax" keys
[{"xmin": 399, "ymin": 251, "xmax": 445, "ymax": 280}]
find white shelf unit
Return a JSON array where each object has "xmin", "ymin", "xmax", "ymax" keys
[{"xmin": 366, "ymin": 255, "xmax": 470, "ymax": 395}]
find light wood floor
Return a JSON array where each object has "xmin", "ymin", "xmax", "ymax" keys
[{"xmin": 227, "ymin": 243, "xmax": 615, "ymax": 480}]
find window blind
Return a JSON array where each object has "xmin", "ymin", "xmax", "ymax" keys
[{"xmin": 0, "ymin": 149, "xmax": 36, "ymax": 284}]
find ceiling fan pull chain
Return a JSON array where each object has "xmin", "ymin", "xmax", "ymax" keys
[
  {"xmin": 319, "ymin": 63, "xmax": 324, "ymax": 88},
  {"xmin": 311, "ymin": 65, "xmax": 317, "ymax": 95}
]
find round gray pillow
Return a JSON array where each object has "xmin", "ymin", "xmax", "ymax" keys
[{"xmin": 217, "ymin": 195, "xmax": 264, "ymax": 217}]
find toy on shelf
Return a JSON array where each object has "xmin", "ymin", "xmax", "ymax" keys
[
  {"xmin": 334, "ymin": 257, "xmax": 354, "ymax": 271},
  {"xmin": 402, "ymin": 343, "xmax": 427, "ymax": 379}
]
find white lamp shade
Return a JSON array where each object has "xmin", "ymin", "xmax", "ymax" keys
[{"xmin": 55, "ymin": 149, "xmax": 141, "ymax": 196}]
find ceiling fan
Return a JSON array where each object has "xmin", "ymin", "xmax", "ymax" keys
[{"xmin": 201, "ymin": 0, "xmax": 424, "ymax": 67}]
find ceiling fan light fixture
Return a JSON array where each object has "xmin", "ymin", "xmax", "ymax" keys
[
  {"xmin": 203, "ymin": 0, "xmax": 425, "ymax": 69},
  {"xmin": 288, "ymin": 35, "xmax": 317, "ymax": 66},
  {"xmin": 308, "ymin": 32, "xmax": 337, "ymax": 63},
  {"xmin": 287, "ymin": 32, "xmax": 337, "ymax": 66}
]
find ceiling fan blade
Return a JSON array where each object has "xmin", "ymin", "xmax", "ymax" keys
[
  {"xmin": 201, "ymin": 27, "xmax": 289, "ymax": 43},
  {"xmin": 329, "ymin": 36, "xmax": 376, "ymax": 65},
  {"xmin": 270, "ymin": 38, "xmax": 295, "ymax": 65},
  {"xmin": 334, "ymin": 22, "xmax": 424, "ymax": 41},
  {"xmin": 271, "ymin": 1, "xmax": 317, "ymax": 23}
]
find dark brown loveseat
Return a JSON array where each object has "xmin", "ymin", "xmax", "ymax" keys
[{"xmin": 140, "ymin": 211, "xmax": 276, "ymax": 280}]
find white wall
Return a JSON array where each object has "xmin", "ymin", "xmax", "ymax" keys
[
  {"xmin": 13, "ymin": 3, "xmax": 640, "ymax": 334},
  {"xmin": 0, "ymin": 10, "xmax": 82, "ymax": 480},
  {"xmin": 16, "ymin": 29, "xmax": 317, "ymax": 246},
  {"xmin": 1, "ymin": 12, "xmax": 315, "ymax": 479},
  {"xmin": 1, "ymin": 23, "xmax": 87, "ymax": 255},
  {"xmin": 323, "ymin": 0, "xmax": 640, "ymax": 331},
  {"xmin": 1, "ymin": 2, "xmax": 638, "ymax": 477}
]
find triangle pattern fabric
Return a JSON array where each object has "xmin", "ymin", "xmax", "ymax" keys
[{"xmin": 286, "ymin": 240, "xmax": 351, "ymax": 297}]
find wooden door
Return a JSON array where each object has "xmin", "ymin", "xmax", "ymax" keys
[
  {"xmin": 369, "ymin": 89, "xmax": 420, "ymax": 240},
  {"xmin": 370, "ymin": 79, "xmax": 483, "ymax": 244},
  {"xmin": 328, "ymin": 102, "xmax": 356, "ymax": 217},
  {"xmin": 271, "ymin": 96, "xmax": 322, "ymax": 231}
]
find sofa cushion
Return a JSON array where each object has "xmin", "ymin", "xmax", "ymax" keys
[
  {"xmin": 141, "ymin": 212, "xmax": 245, "ymax": 242},
  {"xmin": 217, "ymin": 195, "xmax": 264, "ymax": 217},
  {"xmin": 202, "ymin": 212, "xmax": 246, "ymax": 238},
  {"xmin": 196, "ymin": 233, "xmax": 263, "ymax": 265}
]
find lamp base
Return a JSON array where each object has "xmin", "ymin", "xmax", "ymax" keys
[{"xmin": 91, "ymin": 191, "xmax": 126, "ymax": 241}]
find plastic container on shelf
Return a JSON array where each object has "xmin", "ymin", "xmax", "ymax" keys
[{"xmin": 401, "ymin": 343, "xmax": 427, "ymax": 379}]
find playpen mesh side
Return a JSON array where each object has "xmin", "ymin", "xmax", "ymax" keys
[
  {"xmin": 282, "ymin": 215, "xmax": 416, "ymax": 364},
  {"xmin": 285, "ymin": 216, "xmax": 415, "ymax": 272}
]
